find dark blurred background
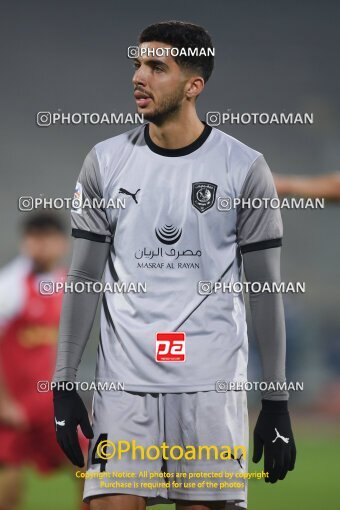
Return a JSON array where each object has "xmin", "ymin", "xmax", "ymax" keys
[{"xmin": 0, "ymin": 1, "xmax": 339, "ymax": 509}]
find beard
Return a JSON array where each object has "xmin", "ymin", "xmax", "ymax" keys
[{"xmin": 140, "ymin": 86, "xmax": 185, "ymax": 126}]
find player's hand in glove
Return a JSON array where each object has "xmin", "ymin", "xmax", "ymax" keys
[
  {"xmin": 53, "ymin": 384, "xmax": 94, "ymax": 467},
  {"xmin": 253, "ymin": 400, "xmax": 296, "ymax": 483}
]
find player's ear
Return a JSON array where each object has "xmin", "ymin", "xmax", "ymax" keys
[{"xmin": 185, "ymin": 76, "xmax": 205, "ymax": 99}]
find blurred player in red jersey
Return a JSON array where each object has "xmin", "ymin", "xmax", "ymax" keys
[{"xmin": 0, "ymin": 212, "xmax": 88, "ymax": 510}]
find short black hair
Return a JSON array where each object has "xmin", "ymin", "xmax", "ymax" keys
[
  {"xmin": 139, "ymin": 21, "xmax": 214, "ymax": 83},
  {"xmin": 22, "ymin": 211, "xmax": 66, "ymax": 235}
]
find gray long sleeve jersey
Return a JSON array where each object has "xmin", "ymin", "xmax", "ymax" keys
[
  {"xmin": 53, "ymin": 123, "xmax": 288, "ymax": 399},
  {"xmin": 54, "ymin": 239, "xmax": 287, "ymax": 400}
]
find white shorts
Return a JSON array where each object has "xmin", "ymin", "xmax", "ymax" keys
[{"xmin": 83, "ymin": 390, "xmax": 248, "ymax": 509}]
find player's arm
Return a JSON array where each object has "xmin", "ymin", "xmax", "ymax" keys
[
  {"xmin": 53, "ymin": 238, "xmax": 110, "ymax": 383},
  {"xmin": 243, "ymin": 248, "xmax": 296, "ymax": 482},
  {"xmin": 53, "ymin": 148, "xmax": 112, "ymax": 467},
  {"xmin": 274, "ymin": 172, "xmax": 340, "ymax": 200},
  {"xmin": 237, "ymin": 155, "xmax": 296, "ymax": 483}
]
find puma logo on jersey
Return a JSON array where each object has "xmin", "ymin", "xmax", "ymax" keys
[
  {"xmin": 119, "ymin": 188, "xmax": 140, "ymax": 204},
  {"xmin": 230, "ymin": 452, "xmax": 244, "ymax": 468},
  {"xmin": 55, "ymin": 417, "xmax": 66, "ymax": 430},
  {"xmin": 221, "ymin": 451, "xmax": 243, "ymax": 468},
  {"xmin": 272, "ymin": 427, "xmax": 289, "ymax": 444}
]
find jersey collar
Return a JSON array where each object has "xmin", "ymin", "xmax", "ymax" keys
[{"xmin": 144, "ymin": 122, "xmax": 212, "ymax": 157}]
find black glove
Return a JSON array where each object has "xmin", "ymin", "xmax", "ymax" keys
[
  {"xmin": 253, "ymin": 400, "xmax": 296, "ymax": 483},
  {"xmin": 53, "ymin": 385, "xmax": 94, "ymax": 467}
]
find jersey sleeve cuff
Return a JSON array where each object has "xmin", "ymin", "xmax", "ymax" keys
[
  {"xmin": 72, "ymin": 228, "xmax": 112, "ymax": 244},
  {"xmin": 240, "ymin": 238, "xmax": 282, "ymax": 254}
]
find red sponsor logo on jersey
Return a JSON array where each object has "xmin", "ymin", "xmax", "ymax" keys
[{"xmin": 155, "ymin": 332, "xmax": 186, "ymax": 362}]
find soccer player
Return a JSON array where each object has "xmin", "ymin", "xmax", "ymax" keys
[
  {"xmin": 53, "ymin": 21, "xmax": 296, "ymax": 510},
  {"xmin": 0, "ymin": 212, "xmax": 87, "ymax": 510}
]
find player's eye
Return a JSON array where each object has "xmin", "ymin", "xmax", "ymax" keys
[{"xmin": 133, "ymin": 62, "xmax": 140, "ymax": 70}]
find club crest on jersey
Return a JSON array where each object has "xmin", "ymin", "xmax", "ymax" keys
[{"xmin": 192, "ymin": 182, "xmax": 217, "ymax": 213}]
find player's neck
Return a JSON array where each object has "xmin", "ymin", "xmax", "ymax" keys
[
  {"xmin": 31, "ymin": 261, "xmax": 58, "ymax": 274},
  {"xmin": 148, "ymin": 111, "xmax": 204, "ymax": 150}
]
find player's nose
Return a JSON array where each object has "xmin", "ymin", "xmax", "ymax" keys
[{"xmin": 132, "ymin": 67, "xmax": 147, "ymax": 87}]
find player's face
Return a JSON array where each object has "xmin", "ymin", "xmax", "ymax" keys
[
  {"xmin": 132, "ymin": 42, "xmax": 189, "ymax": 124},
  {"xmin": 22, "ymin": 231, "xmax": 68, "ymax": 272}
]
